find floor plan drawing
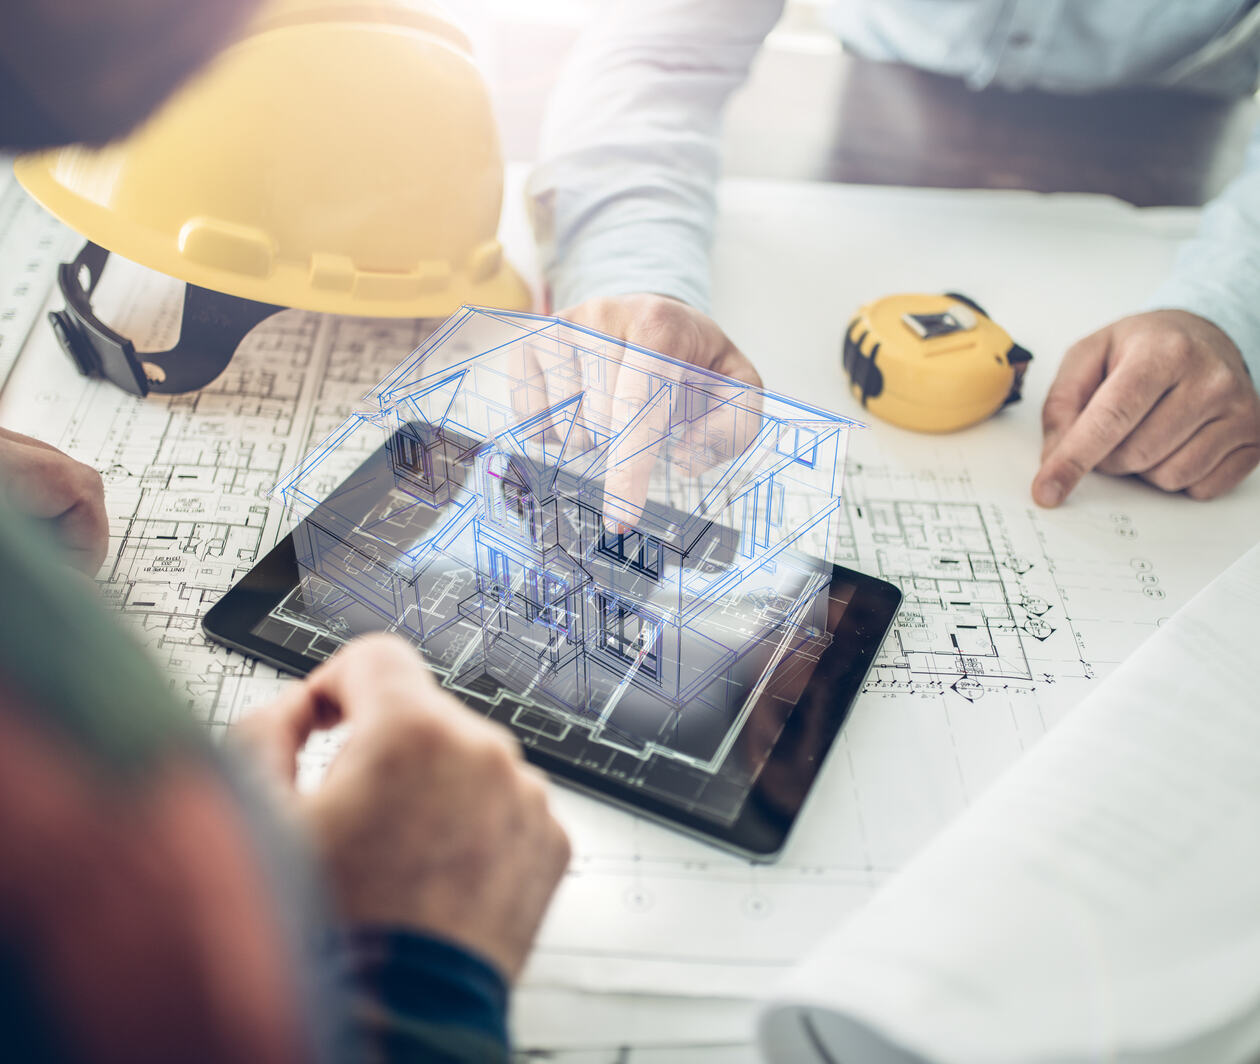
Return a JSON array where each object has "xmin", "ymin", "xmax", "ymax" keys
[
  {"xmin": 2, "ymin": 249, "xmax": 1257, "ymax": 1015},
  {"xmin": 0, "ymin": 255, "xmax": 441, "ymax": 736},
  {"xmin": 845, "ymin": 495, "xmax": 1083, "ymax": 703}
]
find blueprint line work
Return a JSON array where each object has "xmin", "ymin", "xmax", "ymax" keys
[{"xmin": 3, "ymin": 232, "xmax": 1257, "ymax": 1004}]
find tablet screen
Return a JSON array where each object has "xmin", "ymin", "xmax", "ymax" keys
[{"xmin": 207, "ymin": 423, "xmax": 900, "ymax": 857}]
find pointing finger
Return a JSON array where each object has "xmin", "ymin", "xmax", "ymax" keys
[
  {"xmin": 1039, "ymin": 329, "xmax": 1110, "ymax": 462},
  {"xmin": 1032, "ymin": 357, "xmax": 1172, "ymax": 507}
]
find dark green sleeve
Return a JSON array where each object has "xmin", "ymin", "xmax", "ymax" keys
[{"xmin": 345, "ymin": 927, "xmax": 510, "ymax": 1064}]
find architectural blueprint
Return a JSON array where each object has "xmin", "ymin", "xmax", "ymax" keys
[
  {"xmin": 3, "ymin": 179, "xmax": 1259, "ymax": 1056},
  {"xmin": 6, "ymin": 250, "xmax": 1256, "ymax": 1008},
  {"xmin": 0, "ymin": 164, "xmax": 78, "ymax": 385},
  {"xmin": 0, "ymin": 253, "xmax": 441, "ymax": 740}
]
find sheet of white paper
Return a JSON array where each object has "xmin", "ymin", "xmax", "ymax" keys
[
  {"xmin": 512, "ymin": 988, "xmax": 755, "ymax": 1051},
  {"xmin": 514, "ymin": 1046, "xmax": 762, "ymax": 1064},
  {"xmin": 1, "ymin": 174, "xmax": 1256, "ymax": 1016},
  {"xmin": 762, "ymin": 542, "xmax": 1260, "ymax": 1064},
  {"xmin": 524, "ymin": 182, "xmax": 1260, "ymax": 996}
]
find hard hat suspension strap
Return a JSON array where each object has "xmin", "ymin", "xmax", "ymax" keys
[{"xmin": 49, "ymin": 242, "xmax": 285, "ymax": 397}]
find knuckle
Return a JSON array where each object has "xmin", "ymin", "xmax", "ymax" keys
[
  {"xmin": 346, "ymin": 632, "xmax": 420, "ymax": 672},
  {"xmin": 636, "ymin": 299, "xmax": 683, "ymax": 338},
  {"xmin": 75, "ymin": 461, "xmax": 104, "ymax": 496},
  {"xmin": 518, "ymin": 784, "xmax": 550, "ymax": 826},
  {"xmin": 579, "ymin": 296, "xmax": 618, "ymax": 324},
  {"xmin": 1062, "ymin": 335, "xmax": 1092, "ymax": 360},
  {"xmin": 1144, "ymin": 464, "xmax": 1187, "ymax": 493},
  {"xmin": 550, "ymin": 820, "xmax": 573, "ymax": 868},
  {"xmin": 1090, "ymin": 400, "xmax": 1136, "ymax": 439},
  {"xmin": 1157, "ymin": 331, "xmax": 1195, "ymax": 363},
  {"xmin": 1185, "ymin": 480, "xmax": 1220, "ymax": 501},
  {"xmin": 1202, "ymin": 365, "xmax": 1238, "ymax": 400},
  {"xmin": 391, "ymin": 709, "xmax": 446, "ymax": 753},
  {"xmin": 1040, "ymin": 396, "xmax": 1074, "ymax": 431},
  {"xmin": 1114, "ymin": 441, "xmax": 1158, "ymax": 475},
  {"xmin": 1094, "ymin": 452, "xmax": 1127, "ymax": 476},
  {"xmin": 487, "ymin": 718, "xmax": 523, "ymax": 759},
  {"xmin": 520, "ymin": 769, "xmax": 552, "ymax": 809},
  {"xmin": 476, "ymin": 736, "xmax": 520, "ymax": 782}
]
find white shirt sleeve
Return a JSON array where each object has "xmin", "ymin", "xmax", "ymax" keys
[
  {"xmin": 526, "ymin": 0, "xmax": 786, "ymax": 314},
  {"xmin": 1145, "ymin": 114, "xmax": 1260, "ymax": 382}
]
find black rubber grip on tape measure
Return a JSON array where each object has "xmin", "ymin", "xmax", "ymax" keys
[{"xmin": 843, "ymin": 324, "xmax": 884, "ymax": 404}]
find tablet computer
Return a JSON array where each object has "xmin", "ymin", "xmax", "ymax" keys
[{"xmin": 204, "ymin": 424, "xmax": 901, "ymax": 860}]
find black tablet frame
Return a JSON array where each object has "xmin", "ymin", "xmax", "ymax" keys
[{"xmin": 204, "ymin": 468, "xmax": 901, "ymax": 862}]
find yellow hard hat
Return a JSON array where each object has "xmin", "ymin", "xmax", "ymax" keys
[{"xmin": 15, "ymin": 0, "xmax": 529, "ymax": 394}]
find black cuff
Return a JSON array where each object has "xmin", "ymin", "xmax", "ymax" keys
[{"xmin": 345, "ymin": 925, "xmax": 510, "ymax": 1053}]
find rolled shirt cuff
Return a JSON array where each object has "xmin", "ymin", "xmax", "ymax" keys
[
  {"xmin": 542, "ymin": 216, "xmax": 714, "ymax": 315},
  {"xmin": 1145, "ymin": 265, "xmax": 1260, "ymax": 382}
]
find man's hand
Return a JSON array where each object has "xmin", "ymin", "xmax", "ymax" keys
[
  {"xmin": 0, "ymin": 428, "xmax": 108, "ymax": 574},
  {"xmin": 559, "ymin": 295, "xmax": 760, "ymax": 392},
  {"xmin": 1033, "ymin": 310, "xmax": 1260, "ymax": 506},
  {"xmin": 557, "ymin": 295, "xmax": 763, "ymax": 532},
  {"xmin": 233, "ymin": 635, "xmax": 570, "ymax": 983}
]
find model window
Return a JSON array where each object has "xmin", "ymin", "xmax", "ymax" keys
[
  {"xmin": 771, "ymin": 481, "xmax": 786, "ymax": 528},
  {"xmin": 597, "ymin": 524, "xmax": 661, "ymax": 579},
  {"xmin": 597, "ymin": 594, "xmax": 659, "ymax": 681},
  {"xmin": 502, "ymin": 481, "xmax": 538, "ymax": 542},
  {"xmin": 395, "ymin": 432, "xmax": 432, "ymax": 485},
  {"xmin": 485, "ymin": 547, "xmax": 510, "ymax": 599},
  {"xmin": 486, "ymin": 454, "xmax": 538, "ymax": 543},
  {"xmin": 776, "ymin": 426, "xmax": 817, "ymax": 467},
  {"xmin": 526, "ymin": 572, "xmax": 570, "ymax": 636}
]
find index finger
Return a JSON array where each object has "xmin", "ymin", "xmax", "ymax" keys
[
  {"xmin": 232, "ymin": 639, "xmax": 419, "ymax": 772},
  {"xmin": 1033, "ymin": 360, "xmax": 1170, "ymax": 507},
  {"xmin": 0, "ymin": 426, "xmax": 64, "ymax": 453},
  {"xmin": 304, "ymin": 633, "xmax": 439, "ymax": 728},
  {"xmin": 306, "ymin": 634, "xmax": 520, "ymax": 754},
  {"xmin": 1039, "ymin": 330, "xmax": 1109, "ymax": 461},
  {"xmin": 602, "ymin": 349, "xmax": 675, "ymax": 533}
]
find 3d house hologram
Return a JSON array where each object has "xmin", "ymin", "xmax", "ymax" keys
[{"xmin": 272, "ymin": 307, "xmax": 858, "ymax": 774}]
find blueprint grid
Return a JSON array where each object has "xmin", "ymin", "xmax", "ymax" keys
[{"xmin": 4, "ymin": 182, "xmax": 1260, "ymax": 1058}]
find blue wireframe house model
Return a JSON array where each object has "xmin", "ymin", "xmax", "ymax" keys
[{"xmin": 275, "ymin": 307, "xmax": 858, "ymax": 764}]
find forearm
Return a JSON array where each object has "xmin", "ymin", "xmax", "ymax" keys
[
  {"xmin": 346, "ymin": 926, "xmax": 510, "ymax": 1064},
  {"xmin": 528, "ymin": 0, "xmax": 785, "ymax": 313},
  {"xmin": 1146, "ymin": 115, "xmax": 1260, "ymax": 382}
]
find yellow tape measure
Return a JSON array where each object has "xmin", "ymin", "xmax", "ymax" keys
[{"xmin": 843, "ymin": 292, "xmax": 1032, "ymax": 433}]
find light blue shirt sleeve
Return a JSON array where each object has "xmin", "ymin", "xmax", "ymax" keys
[
  {"xmin": 529, "ymin": 0, "xmax": 1260, "ymax": 380},
  {"xmin": 526, "ymin": 0, "xmax": 786, "ymax": 314},
  {"xmin": 1146, "ymin": 116, "xmax": 1260, "ymax": 382}
]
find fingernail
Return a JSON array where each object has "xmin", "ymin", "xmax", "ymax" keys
[{"xmin": 1033, "ymin": 478, "xmax": 1064, "ymax": 508}]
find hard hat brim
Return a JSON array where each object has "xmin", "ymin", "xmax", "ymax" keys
[{"xmin": 15, "ymin": 152, "xmax": 532, "ymax": 318}]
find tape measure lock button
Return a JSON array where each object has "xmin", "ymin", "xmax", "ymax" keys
[{"xmin": 900, "ymin": 303, "xmax": 978, "ymax": 341}]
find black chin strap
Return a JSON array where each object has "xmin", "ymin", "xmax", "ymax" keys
[{"xmin": 48, "ymin": 242, "xmax": 286, "ymax": 396}]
